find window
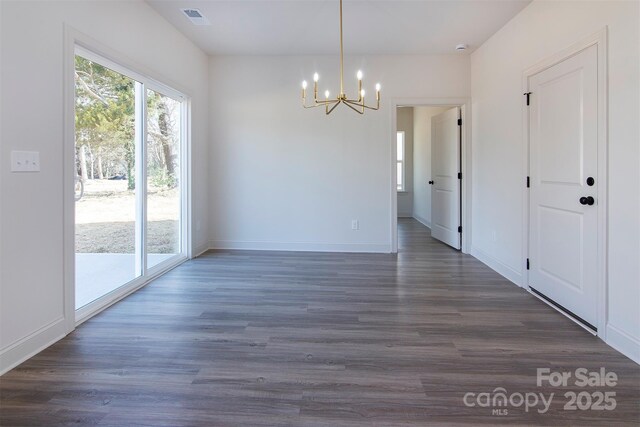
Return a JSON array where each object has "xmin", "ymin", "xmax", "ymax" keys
[{"xmin": 397, "ymin": 131, "xmax": 405, "ymax": 191}]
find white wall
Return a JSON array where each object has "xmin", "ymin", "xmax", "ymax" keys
[
  {"xmin": 209, "ymin": 55, "xmax": 470, "ymax": 252},
  {"xmin": 397, "ymin": 107, "xmax": 414, "ymax": 217},
  {"xmin": 412, "ymin": 106, "xmax": 448, "ymax": 227},
  {"xmin": 471, "ymin": 0, "xmax": 640, "ymax": 362},
  {"xmin": 0, "ymin": 0, "xmax": 209, "ymax": 373}
]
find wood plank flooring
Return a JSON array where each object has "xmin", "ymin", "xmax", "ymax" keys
[{"xmin": 1, "ymin": 218, "xmax": 638, "ymax": 425}]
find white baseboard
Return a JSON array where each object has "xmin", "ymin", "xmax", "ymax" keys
[
  {"xmin": 0, "ymin": 317, "xmax": 68, "ymax": 376},
  {"xmin": 470, "ymin": 247, "xmax": 639, "ymax": 365},
  {"xmin": 193, "ymin": 242, "xmax": 210, "ymax": 258},
  {"xmin": 209, "ymin": 240, "xmax": 391, "ymax": 253},
  {"xmin": 471, "ymin": 246, "xmax": 523, "ymax": 287},
  {"xmin": 412, "ymin": 214, "xmax": 431, "ymax": 229},
  {"xmin": 606, "ymin": 323, "xmax": 640, "ymax": 364},
  {"xmin": 1, "ymin": 256, "xmax": 189, "ymax": 376}
]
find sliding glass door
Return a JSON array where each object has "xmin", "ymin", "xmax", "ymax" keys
[
  {"xmin": 146, "ymin": 89, "xmax": 182, "ymax": 270},
  {"xmin": 74, "ymin": 47, "xmax": 187, "ymax": 311}
]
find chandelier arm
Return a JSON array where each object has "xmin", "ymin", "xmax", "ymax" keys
[
  {"xmin": 303, "ymin": 98, "xmax": 336, "ymax": 108},
  {"xmin": 315, "ymin": 99, "xmax": 338, "ymax": 105},
  {"xmin": 345, "ymin": 98, "xmax": 380, "ymax": 111},
  {"xmin": 361, "ymin": 103, "xmax": 380, "ymax": 111},
  {"xmin": 303, "ymin": 103, "xmax": 327, "ymax": 109},
  {"xmin": 308, "ymin": 98, "xmax": 337, "ymax": 106},
  {"xmin": 343, "ymin": 99, "xmax": 365, "ymax": 107},
  {"xmin": 312, "ymin": 91, "xmax": 339, "ymax": 106},
  {"xmin": 342, "ymin": 100, "xmax": 365, "ymax": 115},
  {"xmin": 326, "ymin": 100, "xmax": 342, "ymax": 115},
  {"xmin": 316, "ymin": 99, "xmax": 340, "ymax": 107}
]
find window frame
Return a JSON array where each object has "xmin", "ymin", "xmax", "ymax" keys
[{"xmin": 396, "ymin": 131, "xmax": 406, "ymax": 192}]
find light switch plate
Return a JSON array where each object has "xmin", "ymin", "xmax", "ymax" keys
[{"xmin": 11, "ymin": 151, "xmax": 40, "ymax": 172}]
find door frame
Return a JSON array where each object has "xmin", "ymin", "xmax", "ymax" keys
[
  {"xmin": 522, "ymin": 28, "xmax": 608, "ymax": 336},
  {"xmin": 63, "ymin": 26, "xmax": 193, "ymax": 330},
  {"xmin": 390, "ymin": 98, "xmax": 472, "ymax": 254}
]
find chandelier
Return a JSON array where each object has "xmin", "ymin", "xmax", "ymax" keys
[{"xmin": 301, "ymin": 0, "xmax": 381, "ymax": 115}]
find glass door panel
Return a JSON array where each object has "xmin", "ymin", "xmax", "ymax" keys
[
  {"xmin": 145, "ymin": 89, "xmax": 181, "ymax": 269},
  {"xmin": 74, "ymin": 54, "xmax": 141, "ymax": 309}
]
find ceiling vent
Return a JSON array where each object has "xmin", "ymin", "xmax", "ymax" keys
[{"xmin": 181, "ymin": 8, "xmax": 210, "ymax": 25}]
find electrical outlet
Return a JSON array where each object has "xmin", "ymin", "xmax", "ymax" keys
[{"xmin": 351, "ymin": 220, "xmax": 359, "ymax": 230}]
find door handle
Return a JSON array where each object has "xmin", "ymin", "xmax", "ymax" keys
[
  {"xmin": 428, "ymin": 180, "xmax": 434, "ymax": 185},
  {"xmin": 579, "ymin": 196, "xmax": 595, "ymax": 206}
]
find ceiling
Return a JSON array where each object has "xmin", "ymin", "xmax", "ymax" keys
[{"xmin": 146, "ymin": 0, "xmax": 531, "ymax": 56}]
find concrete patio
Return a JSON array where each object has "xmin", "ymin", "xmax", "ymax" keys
[{"xmin": 76, "ymin": 253, "xmax": 175, "ymax": 308}]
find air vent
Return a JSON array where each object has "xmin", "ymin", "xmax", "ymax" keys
[
  {"xmin": 183, "ymin": 9, "xmax": 201, "ymax": 18},
  {"xmin": 181, "ymin": 8, "xmax": 210, "ymax": 25}
]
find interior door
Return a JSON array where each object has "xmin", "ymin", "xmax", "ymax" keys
[
  {"xmin": 430, "ymin": 107, "xmax": 461, "ymax": 249},
  {"xmin": 528, "ymin": 44, "xmax": 598, "ymax": 328}
]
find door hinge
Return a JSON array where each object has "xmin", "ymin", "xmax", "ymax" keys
[
  {"xmin": 524, "ymin": 92, "xmax": 532, "ymax": 106},
  {"xmin": 457, "ymin": 118, "xmax": 462, "ymax": 126},
  {"xmin": 526, "ymin": 176, "xmax": 530, "ymax": 188},
  {"xmin": 458, "ymin": 172, "xmax": 462, "ymax": 180},
  {"xmin": 526, "ymin": 258, "xmax": 530, "ymax": 270},
  {"xmin": 458, "ymin": 226, "xmax": 462, "ymax": 233}
]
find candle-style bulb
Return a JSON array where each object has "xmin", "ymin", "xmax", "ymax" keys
[
  {"xmin": 375, "ymin": 83, "xmax": 381, "ymax": 92},
  {"xmin": 302, "ymin": 80, "xmax": 308, "ymax": 89},
  {"xmin": 325, "ymin": 90, "xmax": 330, "ymax": 99},
  {"xmin": 357, "ymin": 70, "xmax": 363, "ymax": 80},
  {"xmin": 360, "ymin": 89, "xmax": 366, "ymax": 97},
  {"xmin": 313, "ymin": 73, "xmax": 319, "ymax": 82}
]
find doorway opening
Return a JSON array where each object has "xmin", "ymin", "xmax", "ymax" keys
[
  {"xmin": 72, "ymin": 45, "xmax": 189, "ymax": 319},
  {"xmin": 391, "ymin": 100, "xmax": 471, "ymax": 253}
]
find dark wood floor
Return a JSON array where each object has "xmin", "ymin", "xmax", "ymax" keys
[{"xmin": 1, "ymin": 219, "xmax": 638, "ymax": 426}]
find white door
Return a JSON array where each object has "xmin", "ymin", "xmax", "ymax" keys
[
  {"xmin": 430, "ymin": 107, "xmax": 461, "ymax": 250},
  {"xmin": 528, "ymin": 44, "xmax": 598, "ymax": 328}
]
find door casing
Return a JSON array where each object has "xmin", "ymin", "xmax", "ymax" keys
[
  {"xmin": 63, "ymin": 25, "xmax": 193, "ymax": 331},
  {"xmin": 522, "ymin": 28, "xmax": 608, "ymax": 337},
  {"xmin": 389, "ymin": 98, "xmax": 472, "ymax": 254}
]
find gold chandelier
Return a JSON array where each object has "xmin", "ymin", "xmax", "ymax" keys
[{"xmin": 301, "ymin": 0, "xmax": 381, "ymax": 115}]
